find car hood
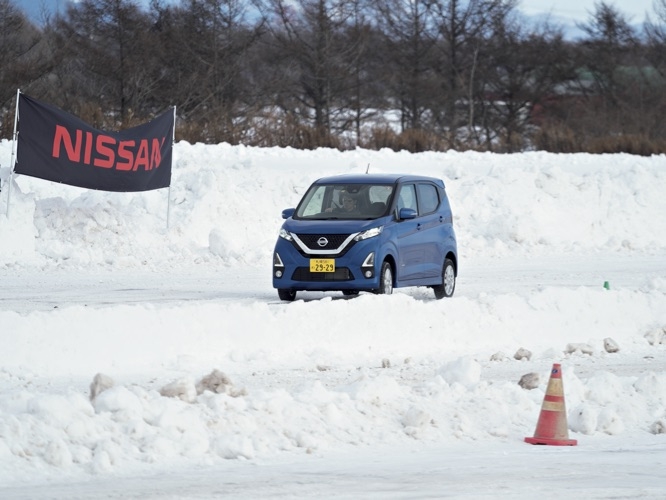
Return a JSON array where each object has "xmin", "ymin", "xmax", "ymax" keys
[{"xmin": 282, "ymin": 217, "xmax": 385, "ymax": 234}]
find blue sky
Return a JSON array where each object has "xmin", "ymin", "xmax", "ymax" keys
[
  {"xmin": 522, "ymin": 1, "xmax": 656, "ymax": 38},
  {"xmin": 521, "ymin": 1, "xmax": 655, "ymax": 24},
  {"xmin": 524, "ymin": 0, "xmax": 654, "ymax": 19}
]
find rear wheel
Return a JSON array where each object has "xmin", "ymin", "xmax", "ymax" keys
[
  {"xmin": 277, "ymin": 289, "xmax": 296, "ymax": 302},
  {"xmin": 377, "ymin": 261, "xmax": 394, "ymax": 295},
  {"xmin": 433, "ymin": 258, "xmax": 455, "ymax": 299}
]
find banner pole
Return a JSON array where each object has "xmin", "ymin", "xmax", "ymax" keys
[
  {"xmin": 5, "ymin": 89, "xmax": 20, "ymax": 217},
  {"xmin": 166, "ymin": 105, "xmax": 175, "ymax": 230}
]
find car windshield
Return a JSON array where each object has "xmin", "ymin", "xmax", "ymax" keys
[{"xmin": 295, "ymin": 183, "xmax": 394, "ymax": 220}]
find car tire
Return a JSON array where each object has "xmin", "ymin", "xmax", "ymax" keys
[
  {"xmin": 278, "ymin": 289, "xmax": 296, "ymax": 302},
  {"xmin": 377, "ymin": 261, "xmax": 394, "ymax": 295},
  {"xmin": 433, "ymin": 258, "xmax": 455, "ymax": 299}
]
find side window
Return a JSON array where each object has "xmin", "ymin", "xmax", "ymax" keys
[
  {"xmin": 417, "ymin": 183, "xmax": 440, "ymax": 215},
  {"xmin": 397, "ymin": 184, "xmax": 418, "ymax": 213}
]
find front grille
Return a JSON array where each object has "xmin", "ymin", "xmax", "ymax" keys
[
  {"xmin": 292, "ymin": 267, "xmax": 354, "ymax": 282},
  {"xmin": 297, "ymin": 233, "xmax": 350, "ymax": 251},
  {"xmin": 292, "ymin": 233, "xmax": 356, "ymax": 257}
]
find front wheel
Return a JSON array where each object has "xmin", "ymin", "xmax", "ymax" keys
[
  {"xmin": 377, "ymin": 261, "xmax": 394, "ymax": 295},
  {"xmin": 433, "ymin": 258, "xmax": 456, "ymax": 299},
  {"xmin": 277, "ymin": 289, "xmax": 296, "ymax": 302}
]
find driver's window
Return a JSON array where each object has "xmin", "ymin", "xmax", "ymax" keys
[{"xmin": 397, "ymin": 184, "xmax": 417, "ymax": 213}]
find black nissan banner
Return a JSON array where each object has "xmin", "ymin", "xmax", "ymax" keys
[{"xmin": 15, "ymin": 94, "xmax": 173, "ymax": 192}]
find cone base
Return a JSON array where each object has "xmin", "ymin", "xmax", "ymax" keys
[{"xmin": 525, "ymin": 436, "xmax": 577, "ymax": 446}]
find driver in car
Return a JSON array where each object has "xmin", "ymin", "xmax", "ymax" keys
[{"xmin": 326, "ymin": 195, "xmax": 359, "ymax": 214}]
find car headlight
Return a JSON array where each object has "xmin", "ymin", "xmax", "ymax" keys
[
  {"xmin": 354, "ymin": 226, "xmax": 383, "ymax": 241},
  {"xmin": 279, "ymin": 228, "xmax": 294, "ymax": 241}
]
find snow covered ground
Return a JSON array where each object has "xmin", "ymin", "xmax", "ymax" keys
[{"xmin": 1, "ymin": 141, "xmax": 665, "ymax": 498}]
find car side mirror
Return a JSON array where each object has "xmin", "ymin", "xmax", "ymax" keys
[
  {"xmin": 282, "ymin": 208, "xmax": 295, "ymax": 219},
  {"xmin": 397, "ymin": 207, "xmax": 417, "ymax": 220}
]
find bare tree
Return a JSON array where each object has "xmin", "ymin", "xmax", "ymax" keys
[
  {"xmin": 0, "ymin": 0, "xmax": 51, "ymax": 136},
  {"xmin": 3, "ymin": 0, "xmax": 663, "ymax": 152},
  {"xmin": 371, "ymin": 0, "xmax": 439, "ymax": 132},
  {"xmin": 570, "ymin": 1, "xmax": 651, "ymax": 144},
  {"xmin": 149, "ymin": 0, "xmax": 266, "ymax": 143},
  {"xmin": 254, "ymin": 0, "xmax": 367, "ymax": 146},
  {"xmin": 639, "ymin": 0, "xmax": 666, "ymax": 140},
  {"xmin": 429, "ymin": 0, "xmax": 516, "ymax": 147},
  {"xmin": 51, "ymin": 0, "xmax": 159, "ymax": 128},
  {"xmin": 645, "ymin": 0, "xmax": 666, "ymax": 74},
  {"xmin": 478, "ymin": 10, "xmax": 571, "ymax": 152},
  {"xmin": 341, "ymin": 0, "xmax": 381, "ymax": 146},
  {"xmin": 576, "ymin": 1, "xmax": 637, "ymax": 102}
]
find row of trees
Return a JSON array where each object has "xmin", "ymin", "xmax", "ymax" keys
[{"xmin": 2, "ymin": 0, "xmax": 666, "ymax": 154}]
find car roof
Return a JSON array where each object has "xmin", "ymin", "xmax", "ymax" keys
[{"xmin": 313, "ymin": 173, "xmax": 444, "ymax": 186}]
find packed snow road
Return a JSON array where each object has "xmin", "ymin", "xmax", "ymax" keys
[{"xmin": 2, "ymin": 254, "xmax": 664, "ymax": 313}]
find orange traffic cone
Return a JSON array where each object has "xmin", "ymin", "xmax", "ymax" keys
[{"xmin": 525, "ymin": 363, "xmax": 577, "ymax": 446}]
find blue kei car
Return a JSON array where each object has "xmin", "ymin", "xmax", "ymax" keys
[{"xmin": 272, "ymin": 173, "xmax": 458, "ymax": 301}]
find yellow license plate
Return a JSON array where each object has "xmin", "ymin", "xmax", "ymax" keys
[{"xmin": 310, "ymin": 259, "xmax": 335, "ymax": 272}]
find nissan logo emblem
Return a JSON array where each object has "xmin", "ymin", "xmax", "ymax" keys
[{"xmin": 317, "ymin": 237, "xmax": 329, "ymax": 247}]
